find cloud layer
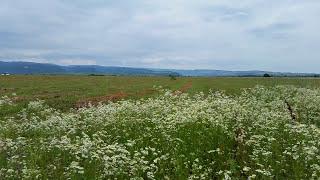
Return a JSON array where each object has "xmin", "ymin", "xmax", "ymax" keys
[{"xmin": 1, "ymin": 0, "xmax": 319, "ymax": 72}]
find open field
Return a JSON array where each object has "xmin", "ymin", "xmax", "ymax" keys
[
  {"xmin": 1, "ymin": 75, "xmax": 320, "ymax": 112},
  {"xmin": 1, "ymin": 75, "xmax": 320, "ymax": 179},
  {"xmin": 1, "ymin": 84, "xmax": 320, "ymax": 179}
]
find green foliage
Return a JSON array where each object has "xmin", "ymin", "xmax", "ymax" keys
[
  {"xmin": 169, "ymin": 74, "xmax": 177, "ymax": 80},
  {"xmin": 263, "ymin": 73, "xmax": 271, "ymax": 77},
  {"xmin": 0, "ymin": 86, "xmax": 319, "ymax": 179}
]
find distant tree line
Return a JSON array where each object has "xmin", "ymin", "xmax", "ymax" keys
[{"xmin": 264, "ymin": 73, "xmax": 271, "ymax": 77}]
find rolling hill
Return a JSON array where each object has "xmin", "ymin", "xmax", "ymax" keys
[{"xmin": 0, "ymin": 61, "xmax": 318, "ymax": 77}]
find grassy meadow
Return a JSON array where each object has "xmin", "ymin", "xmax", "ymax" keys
[
  {"xmin": 1, "ymin": 75, "xmax": 320, "ymax": 179},
  {"xmin": 1, "ymin": 75, "xmax": 320, "ymax": 112}
]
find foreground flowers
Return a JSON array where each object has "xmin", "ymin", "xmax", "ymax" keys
[{"xmin": 0, "ymin": 86, "xmax": 319, "ymax": 179}]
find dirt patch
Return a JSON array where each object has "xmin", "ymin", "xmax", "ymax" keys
[
  {"xmin": 136, "ymin": 88, "xmax": 157, "ymax": 96},
  {"xmin": 76, "ymin": 81, "xmax": 193, "ymax": 108},
  {"xmin": 75, "ymin": 88, "xmax": 159, "ymax": 108},
  {"xmin": 174, "ymin": 80, "xmax": 193, "ymax": 95},
  {"xmin": 75, "ymin": 92, "xmax": 128, "ymax": 108},
  {"xmin": 0, "ymin": 88, "xmax": 16, "ymax": 93},
  {"xmin": 12, "ymin": 96, "xmax": 28, "ymax": 102}
]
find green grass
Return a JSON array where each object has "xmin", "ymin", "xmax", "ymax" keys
[
  {"xmin": 188, "ymin": 77, "xmax": 320, "ymax": 94},
  {"xmin": 1, "ymin": 86, "xmax": 319, "ymax": 179},
  {"xmin": 1, "ymin": 75, "xmax": 320, "ymax": 112},
  {"xmin": 0, "ymin": 75, "xmax": 186, "ymax": 111},
  {"xmin": 1, "ymin": 76, "xmax": 320, "ymax": 179}
]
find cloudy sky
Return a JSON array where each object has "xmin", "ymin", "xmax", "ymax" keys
[{"xmin": 0, "ymin": 0, "xmax": 319, "ymax": 72}]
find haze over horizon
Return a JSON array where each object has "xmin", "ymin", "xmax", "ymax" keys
[{"xmin": 1, "ymin": 0, "xmax": 319, "ymax": 73}]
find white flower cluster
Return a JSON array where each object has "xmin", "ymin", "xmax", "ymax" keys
[
  {"xmin": 0, "ymin": 86, "xmax": 319, "ymax": 179},
  {"xmin": 0, "ymin": 96, "xmax": 13, "ymax": 107}
]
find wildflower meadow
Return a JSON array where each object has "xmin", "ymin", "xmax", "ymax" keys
[{"xmin": 0, "ymin": 86, "xmax": 319, "ymax": 179}]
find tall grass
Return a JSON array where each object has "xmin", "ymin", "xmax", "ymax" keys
[{"xmin": 0, "ymin": 86, "xmax": 319, "ymax": 179}]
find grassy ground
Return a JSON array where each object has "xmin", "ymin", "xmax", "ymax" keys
[
  {"xmin": 1, "ymin": 75, "xmax": 320, "ymax": 112},
  {"xmin": 188, "ymin": 77, "xmax": 320, "ymax": 94},
  {"xmin": 1, "ymin": 86, "xmax": 320, "ymax": 179},
  {"xmin": 0, "ymin": 75, "xmax": 186, "ymax": 111},
  {"xmin": 1, "ymin": 76, "xmax": 320, "ymax": 179}
]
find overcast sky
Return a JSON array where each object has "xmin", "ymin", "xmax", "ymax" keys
[{"xmin": 0, "ymin": 0, "xmax": 319, "ymax": 72}]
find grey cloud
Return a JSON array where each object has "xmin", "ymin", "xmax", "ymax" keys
[
  {"xmin": 0, "ymin": 0, "xmax": 320, "ymax": 72},
  {"xmin": 249, "ymin": 22, "xmax": 297, "ymax": 39}
]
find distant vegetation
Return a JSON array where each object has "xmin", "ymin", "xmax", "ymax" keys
[
  {"xmin": 263, "ymin": 73, "xmax": 271, "ymax": 77},
  {"xmin": 169, "ymin": 74, "xmax": 177, "ymax": 80},
  {"xmin": 88, "ymin": 74, "xmax": 106, "ymax": 76}
]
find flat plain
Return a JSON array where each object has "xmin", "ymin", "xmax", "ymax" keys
[
  {"xmin": 1, "ymin": 75, "xmax": 320, "ymax": 111},
  {"xmin": 1, "ymin": 75, "xmax": 320, "ymax": 179}
]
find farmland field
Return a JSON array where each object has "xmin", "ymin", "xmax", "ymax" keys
[
  {"xmin": 0, "ymin": 75, "xmax": 320, "ymax": 179},
  {"xmin": 1, "ymin": 75, "xmax": 320, "ymax": 111}
]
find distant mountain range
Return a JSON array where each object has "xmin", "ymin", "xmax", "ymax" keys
[
  {"xmin": 0, "ymin": 61, "xmax": 179, "ymax": 76},
  {"xmin": 0, "ymin": 61, "xmax": 319, "ymax": 77}
]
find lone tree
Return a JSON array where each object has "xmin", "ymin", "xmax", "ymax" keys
[
  {"xmin": 169, "ymin": 74, "xmax": 177, "ymax": 80},
  {"xmin": 263, "ymin": 73, "xmax": 271, "ymax": 77}
]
